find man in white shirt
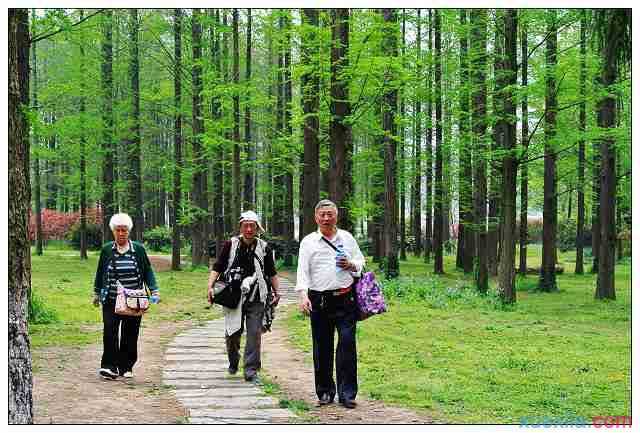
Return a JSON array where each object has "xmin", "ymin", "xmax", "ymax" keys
[{"xmin": 296, "ymin": 199, "xmax": 365, "ymax": 409}]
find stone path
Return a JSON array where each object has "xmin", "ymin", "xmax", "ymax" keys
[{"xmin": 162, "ymin": 276, "xmax": 300, "ymax": 424}]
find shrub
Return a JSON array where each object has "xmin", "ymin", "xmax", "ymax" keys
[
  {"xmin": 144, "ymin": 226, "xmax": 173, "ymax": 252},
  {"xmin": 29, "ymin": 208, "xmax": 103, "ymax": 241},
  {"xmin": 68, "ymin": 221, "xmax": 103, "ymax": 251},
  {"xmin": 28, "ymin": 293, "xmax": 59, "ymax": 325}
]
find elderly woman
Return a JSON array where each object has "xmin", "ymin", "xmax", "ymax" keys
[
  {"xmin": 92, "ymin": 213, "xmax": 160, "ymax": 380},
  {"xmin": 207, "ymin": 210, "xmax": 281, "ymax": 383}
]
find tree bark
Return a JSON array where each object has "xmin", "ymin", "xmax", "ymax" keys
[
  {"xmin": 9, "ymin": 8, "xmax": 34, "ymax": 424},
  {"xmin": 212, "ymin": 9, "xmax": 225, "ymax": 257},
  {"xmin": 243, "ymin": 9, "xmax": 255, "ymax": 210},
  {"xmin": 31, "ymin": 10, "xmax": 43, "ymax": 256},
  {"xmin": 101, "ymin": 10, "xmax": 115, "ymax": 242},
  {"xmin": 412, "ymin": 9, "xmax": 423, "ymax": 257},
  {"xmin": 79, "ymin": 9, "xmax": 88, "ymax": 260},
  {"xmin": 172, "ymin": 9, "xmax": 182, "ymax": 270},
  {"xmin": 232, "ymin": 9, "xmax": 241, "ymax": 223},
  {"xmin": 128, "ymin": 9, "xmax": 144, "ymax": 241},
  {"xmin": 471, "ymin": 9, "xmax": 488, "ymax": 293},
  {"xmin": 381, "ymin": 8, "xmax": 399, "ymax": 278},
  {"xmin": 301, "ymin": 9, "xmax": 320, "ymax": 239},
  {"xmin": 399, "ymin": 9, "xmax": 407, "ymax": 261},
  {"xmin": 329, "ymin": 9, "xmax": 354, "ymax": 232},
  {"xmin": 575, "ymin": 11, "xmax": 586, "ymax": 275},
  {"xmin": 424, "ymin": 9, "xmax": 433, "ymax": 263},
  {"xmin": 284, "ymin": 11, "xmax": 295, "ymax": 247},
  {"xmin": 433, "ymin": 10, "xmax": 444, "ymax": 274},
  {"xmin": 539, "ymin": 10, "xmax": 558, "ymax": 292},
  {"xmin": 519, "ymin": 19, "xmax": 529, "ymax": 275},
  {"xmin": 497, "ymin": 9, "xmax": 518, "ymax": 304}
]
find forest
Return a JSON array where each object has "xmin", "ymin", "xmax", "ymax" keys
[{"xmin": 9, "ymin": 8, "xmax": 631, "ymax": 424}]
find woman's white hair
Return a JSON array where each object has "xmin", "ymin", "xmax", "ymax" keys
[{"xmin": 109, "ymin": 213, "xmax": 133, "ymax": 231}]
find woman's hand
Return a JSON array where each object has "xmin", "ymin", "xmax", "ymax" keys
[
  {"xmin": 92, "ymin": 294, "xmax": 100, "ymax": 307},
  {"xmin": 271, "ymin": 290, "xmax": 281, "ymax": 307},
  {"xmin": 207, "ymin": 286, "xmax": 214, "ymax": 304}
]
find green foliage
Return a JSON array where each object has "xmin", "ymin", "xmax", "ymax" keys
[
  {"xmin": 29, "ymin": 293, "xmax": 60, "ymax": 325},
  {"xmin": 144, "ymin": 226, "xmax": 173, "ymax": 252}
]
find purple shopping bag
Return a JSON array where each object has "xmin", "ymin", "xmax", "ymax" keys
[{"xmin": 354, "ymin": 271, "xmax": 387, "ymax": 321}]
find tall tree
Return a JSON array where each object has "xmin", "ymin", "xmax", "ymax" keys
[
  {"xmin": 31, "ymin": 9, "xmax": 43, "ymax": 256},
  {"xmin": 79, "ymin": 9, "xmax": 88, "ymax": 260},
  {"xmin": 329, "ymin": 8, "xmax": 354, "ymax": 232},
  {"xmin": 191, "ymin": 8, "xmax": 209, "ymax": 266},
  {"xmin": 101, "ymin": 10, "xmax": 115, "ymax": 242},
  {"xmin": 283, "ymin": 11, "xmax": 295, "ymax": 247},
  {"xmin": 222, "ymin": 11, "xmax": 232, "ymax": 234},
  {"xmin": 399, "ymin": 9, "xmax": 407, "ymax": 261},
  {"xmin": 539, "ymin": 9, "xmax": 558, "ymax": 292},
  {"xmin": 128, "ymin": 8, "xmax": 143, "ymax": 241},
  {"xmin": 424, "ymin": 9, "xmax": 433, "ymax": 263},
  {"xmin": 412, "ymin": 9, "xmax": 423, "ymax": 257},
  {"xmin": 497, "ymin": 9, "xmax": 518, "ymax": 304},
  {"xmin": 518, "ymin": 17, "xmax": 529, "ymax": 275},
  {"xmin": 575, "ymin": 11, "xmax": 586, "ymax": 275},
  {"xmin": 171, "ymin": 8, "xmax": 182, "ymax": 270},
  {"xmin": 457, "ymin": 9, "xmax": 474, "ymax": 273},
  {"xmin": 433, "ymin": 9, "xmax": 444, "ymax": 274},
  {"xmin": 381, "ymin": 8, "xmax": 399, "ymax": 278},
  {"xmin": 300, "ymin": 9, "xmax": 320, "ymax": 238},
  {"xmin": 243, "ymin": 9, "xmax": 255, "ymax": 210},
  {"xmin": 212, "ymin": 9, "xmax": 225, "ymax": 257},
  {"xmin": 471, "ymin": 9, "xmax": 488, "ymax": 293},
  {"xmin": 9, "ymin": 8, "xmax": 33, "ymax": 424},
  {"xmin": 232, "ymin": 8, "xmax": 241, "ymax": 222},
  {"xmin": 594, "ymin": 9, "xmax": 631, "ymax": 300}
]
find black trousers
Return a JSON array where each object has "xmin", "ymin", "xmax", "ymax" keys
[
  {"xmin": 101, "ymin": 299, "xmax": 142, "ymax": 374},
  {"xmin": 309, "ymin": 289, "xmax": 358, "ymax": 402}
]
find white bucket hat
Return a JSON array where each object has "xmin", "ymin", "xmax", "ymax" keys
[{"xmin": 238, "ymin": 210, "xmax": 265, "ymax": 233}]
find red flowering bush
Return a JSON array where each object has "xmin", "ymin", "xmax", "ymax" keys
[{"xmin": 29, "ymin": 207, "xmax": 103, "ymax": 241}]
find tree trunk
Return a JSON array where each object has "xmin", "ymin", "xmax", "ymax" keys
[
  {"xmin": 79, "ymin": 9, "xmax": 88, "ymax": 260},
  {"xmin": 128, "ymin": 9, "xmax": 144, "ymax": 241},
  {"xmin": 301, "ymin": 9, "xmax": 320, "ymax": 239},
  {"xmin": 232, "ymin": 9, "xmax": 241, "ymax": 224},
  {"xmin": 212, "ymin": 9, "xmax": 225, "ymax": 257},
  {"xmin": 471, "ymin": 9, "xmax": 488, "ymax": 293},
  {"xmin": 9, "ymin": 8, "xmax": 34, "ymax": 424},
  {"xmin": 424, "ymin": 9, "xmax": 433, "ymax": 263},
  {"xmin": 458, "ymin": 9, "xmax": 474, "ymax": 273},
  {"xmin": 433, "ymin": 10, "xmax": 444, "ymax": 274},
  {"xmin": 329, "ymin": 9, "xmax": 354, "ymax": 232},
  {"xmin": 191, "ymin": 9, "xmax": 209, "ymax": 266},
  {"xmin": 412, "ymin": 9, "xmax": 422, "ymax": 257},
  {"xmin": 283, "ymin": 11, "xmax": 295, "ymax": 254},
  {"xmin": 595, "ymin": 10, "xmax": 629, "ymax": 300},
  {"xmin": 101, "ymin": 10, "xmax": 115, "ymax": 242},
  {"xmin": 172, "ymin": 9, "xmax": 182, "ymax": 270},
  {"xmin": 399, "ymin": 9, "xmax": 407, "ymax": 261},
  {"xmin": 381, "ymin": 8, "xmax": 399, "ymax": 278},
  {"xmin": 31, "ymin": 11, "xmax": 43, "ymax": 256},
  {"xmin": 243, "ymin": 9, "xmax": 255, "ymax": 210},
  {"xmin": 575, "ymin": 11, "xmax": 586, "ymax": 275},
  {"xmin": 539, "ymin": 10, "xmax": 558, "ymax": 292},
  {"xmin": 519, "ymin": 19, "xmax": 529, "ymax": 275},
  {"xmin": 222, "ymin": 11, "xmax": 232, "ymax": 236},
  {"xmin": 497, "ymin": 9, "xmax": 518, "ymax": 304}
]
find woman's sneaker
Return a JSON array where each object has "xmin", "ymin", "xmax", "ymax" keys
[
  {"xmin": 98, "ymin": 368, "xmax": 118, "ymax": 380},
  {"xmin": 122, "ymin": 371, "xmax": 134, "ymax": 379}
]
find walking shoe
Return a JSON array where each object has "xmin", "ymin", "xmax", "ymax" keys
[
  {"xmin": 122, "ymin": 371, "xmax": 134, "ymax": 379},
  {"xmin": 318, "ymin": 393, "xmax": 334, "ymax": 406},
  {"xmin": 244, "ymin": 374, "xmax": 260, "ymax": 384},
  {"xmin": 228, "ymin": 366, "xmax": 238, "ymax": 375},
  {"xmin": 98, "ymin": 368, "xmax": 118, "ymax": 380},
  {"xmin": 339, "ymin": 398, "xmax": 357, "ymax": 409}
]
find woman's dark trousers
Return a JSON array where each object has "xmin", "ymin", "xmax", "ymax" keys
[
  {"xmin": 309, "ymin": 290, "xmax": 358, "ymax": 402},
  {"xmin": 101, "ymin": 299, "xmax": 142, "ymax": 374}
]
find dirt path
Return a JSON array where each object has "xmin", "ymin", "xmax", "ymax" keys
[{"xmin": 33, "ymin": 263, "xmax": 434, "ymax": 424}]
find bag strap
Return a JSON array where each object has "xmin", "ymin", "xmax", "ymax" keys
[{"xmin": 321, "ymin": 236, "xmax": 339, "ymax": 252}]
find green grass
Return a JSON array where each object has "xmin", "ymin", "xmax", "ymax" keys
[
  {"xmin": 29, "ymin": 248, "xmax": 221, "ymax": 348},
  {"xmin": 286, "ymin": 245, "xmax": 631, "ymax": 423}
]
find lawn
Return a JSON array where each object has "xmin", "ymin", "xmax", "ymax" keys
[
  {"xmin": 285, "ymin": 245, "xmax": 631, "ymax": 423},
  {"xmin": 29, "ymin": 246, "xmax": 221, "ymax": 348}
]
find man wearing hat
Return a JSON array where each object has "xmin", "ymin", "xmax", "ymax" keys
[{"xmin": 207, "ymin": 211, "xmax": 281, "ymax": 383}]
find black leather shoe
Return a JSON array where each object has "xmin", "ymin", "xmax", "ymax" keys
[
  {"xmin": 340, "ymin": 398, "xmax": 357, "ymax": 409},
  {"xmin": 318, "ymin": 393, "xmax": 334, "ymax": 406}
]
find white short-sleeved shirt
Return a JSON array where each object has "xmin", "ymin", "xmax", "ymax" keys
[{"xmin": 295, "ymin": 229, "xmax": 365, "ymax": 293}]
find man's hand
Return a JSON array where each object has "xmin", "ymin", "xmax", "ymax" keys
[
  {"xmin": 271, "ymin": 290, "xmax": 281, "ymax": 307},
  {"xmin": 207, "ymin": 286, "xmax": 214, "ymax": 304},
  {"xmin": 92, "ymin": 294, "xmax": 100, "ymax": 307},
  {"xmin": 336, "ymin": 257, "xmax": 354, "ymax": 271},
  {"xmin": 299, "ymin": 291, "xmax": 312, "ymax": 315}
]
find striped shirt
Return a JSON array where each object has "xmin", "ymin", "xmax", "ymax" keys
[{"xmin": 106, "ymin": 244, "xmax": 142, "ymax": 300}]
